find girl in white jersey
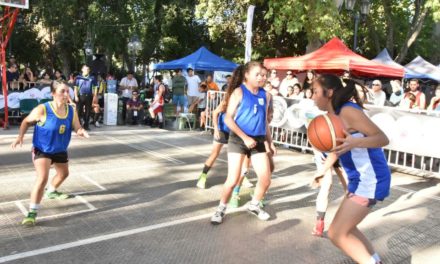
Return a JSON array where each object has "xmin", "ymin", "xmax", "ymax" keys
[{"xmin": 312, "ymin": 74, "xmax": 390, "ymax": 264}]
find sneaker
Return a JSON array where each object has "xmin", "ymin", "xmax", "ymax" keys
[
  {"xmin": 250, "ymin": 191, "xmax": 268, "ymax": 207},
  {"xmin": 241, "ymin": 176, "xmax": 254, "ymax": 188},
  {"xmin": 312, "ymin": 219, "xmax": 324, "ymax": 237},
  {"xmin": 228, "ymin": 194, "xmax": 240, "ymax": 208},
  {"xmin": 21, "ymin": 211, "xmax": 37, "ymax": 226},
  {"xmin": 196, "ymin": 173, "xmax": 207, "ymax": 189},
  {"xmin": 247, "ymin": 202, "xmax": 270, "ymax": 221},
  {"xmin": 210, "ymin": 206, "xmax": 226, "ymax": 225},
  {"xmin": 95, "ymin": 121, "xmax": 101, "ymax": 127},
  {"xmin": 45, "ymin": 190, "xmax": 70, "ymax": 200}
]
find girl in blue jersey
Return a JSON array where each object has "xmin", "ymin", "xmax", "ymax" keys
[
  {"xmin": 211, "ymin": 61, "xmax": 276, "ymax": 224},
  {"xmin": 11, "ymin": 80, "xmax": 89, "ymax": 226},
  {"xmin": 312, "ymin": 74, "xmax": 390, "ymax": 264}
]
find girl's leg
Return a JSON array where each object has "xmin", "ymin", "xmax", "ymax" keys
[
  {"xmin": 328, "ymin": 197, "xmax": 376, "ymax": 264},
  {"xmin": 46, "ymin": 163, "xmax": 70, "ymax": 199},
  {"xmin": 251, "ymin": 153, "xmax": 271, "ymax": 202},
  {"xmin": 197, "ymin": 143, "xmax": 223, "ymax": 189}
]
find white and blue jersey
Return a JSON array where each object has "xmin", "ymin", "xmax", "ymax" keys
[
  {"xmin": 234, "ymin": 84, "xmax": 266, "ymax": 137},
  {"xmin": 337, "ymin": 102, "xmax": 391, "ymax": 200},
  {"xmin": 218, "ymin": 112, "xmax": 230, "ymax": 133},
  {"xmin": 33, "ymin": 102, "xmax": 74, "ymax": 154}
]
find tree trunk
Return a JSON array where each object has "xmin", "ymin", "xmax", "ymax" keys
[
  {"xmin": 396, "ymin": 1, "xmax": 429, "ymax": 63},
  {"xmin": 59, "ymin": 48, "xmax": 71, "ymax": 76},
  {"xmin": 383, "ymin": 0, "xmax": 394, "ymax": 56},
  {"xmin": 367, "ymin": 18, "xmax": 381, "ymax": 54},
  {"xmin": 305, "ymin": 38, "xmax": 322, "ymax": 54}
]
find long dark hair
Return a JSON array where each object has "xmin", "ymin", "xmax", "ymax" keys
[
  {"xmin": 314, "ymin": 74, "xmax": 365, "ymax": 111},
  {"xmin": 222, "ymin": 61, "xmax": 262, "ymax": 111}
]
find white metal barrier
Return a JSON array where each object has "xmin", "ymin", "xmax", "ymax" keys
[{"xmin": 205, "ymin": 91, "xmax": 440, "ymax": 177}]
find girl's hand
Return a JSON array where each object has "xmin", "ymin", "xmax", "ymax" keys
[
  {"xmin": 11, "ymin": 136, "xmax": 23, "ymax": 149},
  {"xmin": 244, "ymin": 136, "xmax": 257, "ymax": 149},
  {"xmin": 77, "ymin": 128, "xmax": 90, "ymax": 138},
  {"xmin": 268, "ymin": 142, "xmax": 277, "ymax": 156},
  {"xmin": 213, "ymin": 129, "xmax": 220, "ymax": 140},
  {"xmin": 333, "ymin": 130, "xmax": 359, "ymax": 156}
]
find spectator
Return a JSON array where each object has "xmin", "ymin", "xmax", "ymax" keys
[
  {"xmin": 402, "ymin": 79, "xmax": 426, "ymax": 109},
  {"xmin": 268, "ymin": 69, "xmax": 280, "ymax": 88},
  {"xmin": 221, "ymin": 75, "xmax": 231, "ymax": 91},
  {"xmin": 38, "ymin": 71, "xmax": 53, "ymax": 86},
  {"xmin": 171, "ymin": 69, "xmax": 187, "ymax": 116},
  {"xmin": 287, "ymin": 83, "xmax": 304, "ymax": 99},
  {"xmin": 126, "ymin": 90, "xmax": 144, "ymax": 125},
  {"xmin": 106, "ymin": 73, "xmax": 117, "ymax": 94},
  {"xmin": 304, "ymin": 88, "xmax": 313, "ymax": 100},
  {"xmin": 74, "ymin": 65, "xmax": 97, "ymax": 131},
  {"xmin": 303, "ymin": 70, "xmax": 315, "ymax": 90},
  {"xmin": 54, "ymin": 69, "xmax": 66, "ymax": 81},
  {"xmin": 389, "ymin": 80, "xmax": 404, "ymax": 106},
  {"xmin": 119, "ymin": 71, "xmax": 138, "ymax": 122},
  {"xmin": 24, "ymin": 67, "xmax": 36, "ymax": 83},
  {"xmin": 205, "ymin": 74, "xmax": 219, "ymax": 91},
  {"xmin": 185, "ymin": 67, "xmax": 202, "ymax": 107},
  {"xmin": 279, "ymin": 70, "xmax": 298, "ymax": 97},
  {"xmin": 6, "ymin": 64, "xmax": 19, "ymax": 83},
  {"xmin": 427, "ymin": 85, "xmax": 440, "ymax": 111},
  {"xmin": 264, "ymin": 81, "xmax": 279, "ymax": 96},
  {"xmin": 8, "ymin": 55, "xmax": 17, "ymax": 66},
  {"xmin": 369, "ymin": 80, "xmax": 386, "ymax": 106},
  {"xmin": 399, "ymin": 93, "xmax": 417, "ymax": 110},
  {"xmin": 197, "ymin": 83, "xmax": 208, "ymax": 130}
]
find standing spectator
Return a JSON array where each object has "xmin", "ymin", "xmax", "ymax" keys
[
  {"xmin": 8, "ymin": 55, "xmax": 17, "ymax": 66},
  {"xmin": 119, "ymin": 71, "xmax": 138, "ymax": 122},
  {"xmin": 91, "ymin": 74, "xmax": 106, "ymax": 127},
  {"xmin": 24, "ymin": 67, "xmax": 36, "ymax": 83},
  {"xmin": 303, "ymin": 70, "xmax": 315, "ymax": 90},
  {"xmin": 74, "ymin": 65, "xmax": 97, "ymax": 131},
  {"xmin": 126, "ymin": 90, "xmax": 144, "ymax": 125},
  {"xmin": 427, "ymin": 85, "xmax": 440, "ymax": 111},
  {"xmin": 402, "ymin": 79, "xmax": 426, "ymax": 109},
  {"xmin": 197, "ymin": 83, "xmax": 208, "ymax": 130},
  {"xmin": 6, "ymin": 64, "xmax": 19, "ymax": 86},
  {"xmin": 389, "ymin": 80, "xmax": 404, "ymax": 106},
  {"xmin": 205, "ymin": 75, "xmax": 219, "ymax": 91},
  {"xmin": 221, "ymin": 75, "xmax": 231, "ymax": 91},
  {"xmin": 106, "ymin": 73, "xmax": 117, "ymax": 94},
  {"xmin": 268, "ymin": 69, "xmax": 280, "ymax": 88},
  {"xmin": 279, "ymin": 70, "xmax": 298, "ymax": 97},
  {"xmin": 369, "ymin": 80, "xmax": 386, "ymax": 106},
  {"xmin": 171, "ymin": 69, "xmax": 187, "ymax": 116},
  {"xmin": 185, "ymin": 67, "xmax": 202, "ymax": 107}
]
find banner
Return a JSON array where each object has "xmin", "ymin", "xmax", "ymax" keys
[{"xmin": 213, "ymin": 71, "xmax": 232, "ymax": 91}]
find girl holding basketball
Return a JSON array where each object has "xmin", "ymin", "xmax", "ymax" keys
[
  {"xmin": 210, "ymin": 61, "xmax": 275, "ymax": 224},
  {"xmin": 312, "ymin": 74, "xmax": 390, "ymax": 264}
]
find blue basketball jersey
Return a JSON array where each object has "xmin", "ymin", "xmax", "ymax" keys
[
  {"xmin": 218, "ymin": 112, "xmax": 230, "ymax": 133},
  {"xmin": 234, "ymin": 84, "xmax": 266, "ymax": 137},
  {"xmin": 337, "ymin": 102, "xmax": 391, "ymax": 200},
  {"xmin": 33, "ymin": 102, "xmax": 74, "ymax": 154}
]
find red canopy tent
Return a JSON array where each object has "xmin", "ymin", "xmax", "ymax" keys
[{"xmin": 264, "ymin": 37, "xmax": 404, "ymax": 78}]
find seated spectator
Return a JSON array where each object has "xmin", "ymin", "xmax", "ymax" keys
[
  {"xmin": 304, "ymin": 88, "xmax": 313, "ymax": 100},
  {"xmin": 369, "ymin": 80, "xmax": 386, "ymax": 106},
  {"xmin": 287, "ymin": 83, "xmax": 304, "ymax": 100},
  {"xmin": 388, "ymin": 80, "xmax": 404, "ymax": 106},
  {"xmin": 401, "ymin": 79, "xmax": 426, "ymax": 109},
  {"xmin": 264, "ymin": 81, "xmax": 279, "ymax": 96},
  {"xmin": 126, "ymin": 91, "xmax": 144, "ymax": 125},
  {"xmin": 427, "ymin": 85, "xmax": 440, "ymax": 111},
  {"xmin": 24, "ymin": 67, "xmax": 36, "ymax": 83},
  {"xmin": 38, "ymin": 71, "xmax": 53, "ymax": 85},
  {"xmin": 6, "ymin": 64, "xmax": 19, "ymax": 89},
  {"xmin": 54, "ymin": 69, "xmax": 66, "ymax": 81},
  {"xmin": 399, "ymin": 93, "xmax": 417, "ymax": 110},
  {"xmin": 279, "ymin": 70, "xmax": 298, "ymax": 97},
  {"xmin": 268, "ymin": 69, "xmax": 280, "ymax": 88}
]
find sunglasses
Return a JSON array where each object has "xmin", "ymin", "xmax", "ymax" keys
[
  {"xmin": 271, "ymin": 71, "xmax": 277, "ymax": 74},
  {"xmin": 287, "ymin": 73, "xmax": 293, "ymax": 75},
  {"xmin": 372, "ymin": 84, "xmax": 380, "ymax": 86}
]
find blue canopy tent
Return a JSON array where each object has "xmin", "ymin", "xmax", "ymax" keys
[
  {"xmin": 372, "ymin": 49, "xmax": 405, "ymax": 69},
  {"xmin": 404, "ymin": 56, "xmax": 440, "ymax": 82},
  {"xmin": 153, "ymin": 47, "xmax": 238, "ymax": 72}
]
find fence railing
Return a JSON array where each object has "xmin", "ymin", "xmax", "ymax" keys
[{"xmin": 205, "ymin": 91, "xmax": 440, "ymax": 177}]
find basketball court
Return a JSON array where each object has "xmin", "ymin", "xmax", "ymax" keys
[{"xmin": 0, "ymin": 126, "xmax": 439, "ymax": 263}]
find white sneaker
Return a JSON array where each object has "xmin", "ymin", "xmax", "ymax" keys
[
  {"xmin": 248, "ymin": 202, "xmax": 270, "ymax": 221},
  {"xmin": 210, "ymin": 205, "xmax": 226, "ymax": 225},
  {"xmin": 95, "ymin": 121, "xmax": 100, "ymax": 127}
]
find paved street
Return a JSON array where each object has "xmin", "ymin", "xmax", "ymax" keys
[{"xmin": 0, "ymin": 126, "xmax": 439, "ymax": 264}]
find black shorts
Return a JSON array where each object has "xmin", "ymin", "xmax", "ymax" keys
[
  {"xmin": 213, "ymin": 131, "xmax": 229, "ymax": 144},
  {"xmin": 32, "ymin": 148, "xmax": 69, "ymax": 164},
  {"xmin": 228, "ymin": 132, "xmax": 267, "ymax": 158}
]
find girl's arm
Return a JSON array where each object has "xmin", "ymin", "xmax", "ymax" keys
[
  {"xmin": 334, "ymin": 106, "xmax": 389, "ymax": 155},
  {"xmin": 11, "ymin": 105, "xmax": 44, "ymax": 149}
]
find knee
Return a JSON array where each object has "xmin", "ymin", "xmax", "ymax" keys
[
  {"xmin": 35, "ymin": 177, "xmax": 48, "ymax": 187},
  {"xmin": 327, "ymin": 226, "xmax": 342, "ymax": 245},
  {"xmin": 225, "ymin": 177, "xmax": 240, "ymax": 189}
]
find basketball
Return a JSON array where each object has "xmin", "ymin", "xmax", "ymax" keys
[{"xmin": 307, "ymin": 113, "xmax": 345, "ymax": 152}]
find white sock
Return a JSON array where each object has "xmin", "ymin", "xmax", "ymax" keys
[
  {"xmin": 251, "ymin": 197, "xmax": 260, "ymax": 205},
  {"xmin": 47, "ymin": 184, "xmax": 56, "ymax": 193},
  {"xmin": 372, "ymin": 253, "xmax": 381, "ymax": 262},
  {"xmin": 218, "ymin": 202, "xmax": 227, "ymax": 210},
  {"xmin": 158, "ymin": 112, "xmax": 163, "ymax": 122},
  {"xmin": 367, "ymin": 255, "xmax": 379, "ymax": 264},
  {"xmin": 241, "ymin": 167, "xmax": 249, "ymax": 176},
  {"xmin": 29, "ymin": 203, "xmax": 40, "ymax": 212}
]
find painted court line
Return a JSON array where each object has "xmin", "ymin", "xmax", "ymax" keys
[
  {"xmin": 79, "ymin": 174, "xmax": 107, "ymax": 191},
  {"xmin": 104, "ymin": 135, "xmax": 185, "ymax": 165}
]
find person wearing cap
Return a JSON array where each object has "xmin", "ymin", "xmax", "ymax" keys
[
  {"xmin": 369, "ymin": 80, "xmax": 386, "ymax": 106},
  {"xmin": 185, "ymin": 68, "xmax": 202, "ymax": 109},
  {"xmin": 279, "ymin": 70, "xmax": 299, "ymax": 97}
]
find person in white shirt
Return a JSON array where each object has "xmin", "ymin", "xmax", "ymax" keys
[
  {"xmin": 370, "ymin": 80, "xmax": 386, "ymax": 106},
  {"xmin": 119, "ymin": 71, "xmax": 139, "ymax": 99},
  {"xmin": 279, "ymin": 70, "xmax": 299, "ymax": 97},
  {"xmin": 268, "ymin": 69, "xmax": 280, "ymax": 88},
  {"xmin": 185, "ymin": 67, "xmax": 202, "ymax": 106}
]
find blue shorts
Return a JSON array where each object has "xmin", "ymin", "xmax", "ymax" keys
[{"xmin": 173, "ymin": 95, "xmax": 187, "ymax": 107}]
